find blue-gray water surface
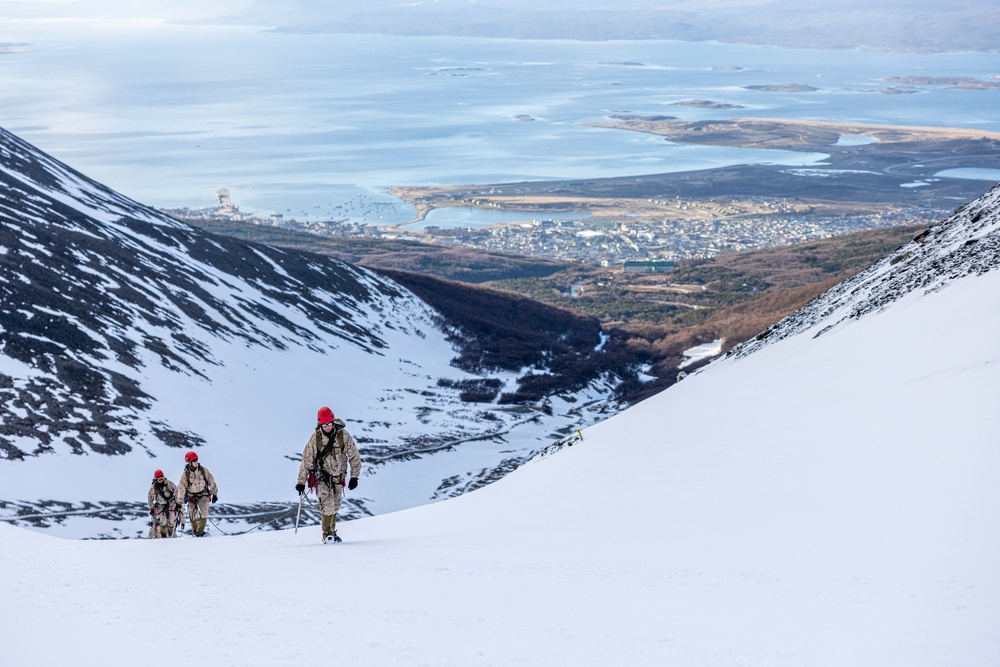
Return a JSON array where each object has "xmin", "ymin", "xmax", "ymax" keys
[{"xmin": 2, "ymin": 22, "xmax": 999, "ymax": 224}]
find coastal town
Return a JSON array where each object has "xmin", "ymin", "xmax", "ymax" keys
[
  {"xmin": 164, "ymin": 188, "xmax": 936, "ymax": 267},
  {"xmin": 408, "ymin": 200, "xmax": 925, "ymax": 264}
]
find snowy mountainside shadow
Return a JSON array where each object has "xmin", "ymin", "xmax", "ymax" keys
[{"xmin": 729, "ymin": 183, "xmax": 1000, "ymax": 359}]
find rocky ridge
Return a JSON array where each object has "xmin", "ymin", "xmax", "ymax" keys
[{"xmin": 730, "ymin": 183, "xmax": 1000, "ymax": 358}]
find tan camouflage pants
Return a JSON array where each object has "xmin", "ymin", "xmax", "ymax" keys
[
  {"xmin": 187, "ymin": 495, "xmax": 211, "ymax": 522},
  {"xmin": 317, "ymin": 479, "xmax": 343, "ymax": 517},
  {"xmin": 149, "ymin": 507, "xmax": 177, "ymax": 538}
]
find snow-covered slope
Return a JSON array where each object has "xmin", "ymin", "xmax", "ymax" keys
[
  {"xmin": 2, "ymin": 175, "xmax": 998, "ymax": 664},
  {"xmin": 0, "ymin": 127, "xmax": 619, "ymax": 536}
]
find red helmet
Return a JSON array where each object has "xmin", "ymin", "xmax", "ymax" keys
[
  {"xmin": 317, "ymin": 407, "xmax": 335, "ymax": 425},
  {"xmin": 153, "ymin": 469, "xmax": 164, "ymax": 479},
  {"xmin": 184, "ymin": 451, "xmax": 199, "ymax": 463}
]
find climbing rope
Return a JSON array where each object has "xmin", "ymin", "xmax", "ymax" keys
[{"xmin": 205, "ymin": 505, "xmax": 302, "ymax": 536}]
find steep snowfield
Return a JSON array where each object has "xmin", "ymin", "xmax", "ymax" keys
[{"xmin": 3, "ymin": 200, "xmax": 998, "ymax": 664}]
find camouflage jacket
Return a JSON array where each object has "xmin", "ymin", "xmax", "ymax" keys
[
  {"xmin": 176, "ymin": 464, "xmax": 218, "ymax": 501},
  {"xmin": 297, "ymin": 419, "xmax": 362, "ymax": 486},
  {"xmin": 147, "ymin": 479, "xmax": 180, "ymax": 510}
]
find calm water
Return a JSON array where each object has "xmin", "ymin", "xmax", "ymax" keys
[
  {"xmin": 2, "ymin": 22, "xmax": 999, "ymax": 224},
  {"xmin": 935, "ymin": 168, "xmax": 1000, "ymax": 181}
]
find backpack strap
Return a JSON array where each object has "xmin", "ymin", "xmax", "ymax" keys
[
  {"xmin": 313, "ymin": 424, "xmax": 343, "ymax": 484},
  {"xmin": 183, "ymin": 466, "xmax": 210, "ymax": 501},
  {"xmin": 156, "ymin": 481, "xmax": 174, "ymax": 503},
  {"xmin": 315, "ymin": 424, "xmax": 342, "ymax": 465}
]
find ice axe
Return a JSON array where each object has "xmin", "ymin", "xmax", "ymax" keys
[{"xmin": 294, "ymin": 492, "xmax": 304, "ymax": 534}]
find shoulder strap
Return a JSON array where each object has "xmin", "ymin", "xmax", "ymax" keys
[{"xmin": 315, "ymin": 425, "xmax": 342, "ymax": 465}]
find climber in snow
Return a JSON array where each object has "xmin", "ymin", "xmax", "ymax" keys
[
  {"xmin": 147, "ymin": 469, "xmax": 182, "ymax": 538},
  {"xmin": 295, "ymin": 407, "xmax": 362, "ymax": 544},
  {"xmin": 177, "ymin": 451, "xmax": 218, "ymax": 537}
]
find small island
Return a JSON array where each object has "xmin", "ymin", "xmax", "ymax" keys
[
  {"xmin": 886, "ymin": 75, "xmax": 1000, "ymax": 90},
  {"xmin": 745, "ymin": 84, "xmax": 819, "ymax": 92},
  {"xmin": 608, "ymin": 114, "xmax": 677, "ymax": 122},
  {"xmin": 866, "ymin": 87, "xmax": 919, "ymax": 95},
  {"xmin": 671, "ymin": 99, "xmax": 745, "ymax": 109}
]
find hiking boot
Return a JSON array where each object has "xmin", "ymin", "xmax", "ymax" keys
[{"xmin": 323, "ymin": 532, "xmax": 342, "ymax": 544}]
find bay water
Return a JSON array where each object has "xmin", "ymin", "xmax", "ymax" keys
[{"xmin": 2, "ymin": 22, "xmax": 999, "ymax": 225}]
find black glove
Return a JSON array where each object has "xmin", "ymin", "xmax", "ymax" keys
[
  {"xmin": 211, "ymin": 494, "xmax": 218, "ymax": 504},
  {"xmin": 149, "ymin": 508, "xmax": 155, "ymax": 516},
  {"xmin": 295, "ymin": 483, "xmax": 305, "ymax": 496},
  {"xmin": 348, "ymin": 478, "xmax": 358, "ymax": 491}
]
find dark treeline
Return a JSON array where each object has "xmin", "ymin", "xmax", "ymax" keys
[{"xmin": 379, "ymin": 269, "xmax": 674, "ymax": 404}]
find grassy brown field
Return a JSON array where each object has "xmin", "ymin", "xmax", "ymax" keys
[{"xmin": 480, "ymin": 223, "xmax": 926, "ymax": 386}]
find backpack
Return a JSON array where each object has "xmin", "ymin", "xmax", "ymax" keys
[{"xmin": 307, "ymin": 424, "xmax": 343, "ymax": 492}]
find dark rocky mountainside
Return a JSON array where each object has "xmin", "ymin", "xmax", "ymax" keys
[{"xmin": 0, "ymin": 128, "xmax": 414, "ymax": 460}]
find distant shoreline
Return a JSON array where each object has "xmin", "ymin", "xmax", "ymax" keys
[
  {"xmin": 582, "ymin": 118, "xmax": 1000, "ymax": 156},
  {"xmin": 385, "ymin": 116, "xmax": 1000, "ymax": 234}
]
